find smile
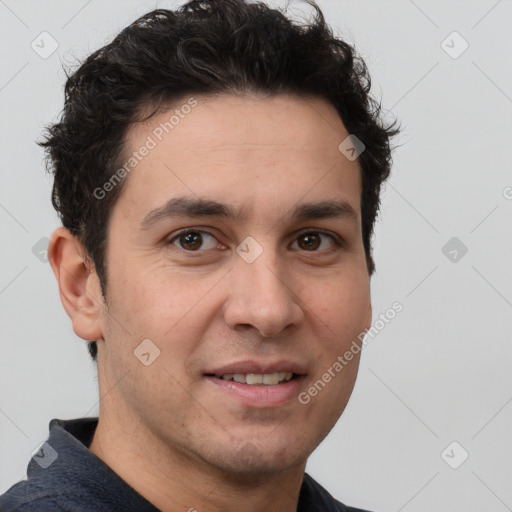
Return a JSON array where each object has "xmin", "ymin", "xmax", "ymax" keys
[
  {"xmin": 210, "ymin": 372, "xmax": 295, "ymax": 386},
  {"xmin": 204, "ymin": 373, "xmax": 306, "ymax": 407}
]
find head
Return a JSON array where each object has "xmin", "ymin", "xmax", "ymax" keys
[{"xmin": 44, "ymin": 0, "xmax": 398, "ymax": 477}]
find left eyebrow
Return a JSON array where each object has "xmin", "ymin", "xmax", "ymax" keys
[
  {"xmin": 292, "ymin": 200, "xmax": 358, "ymax": 222},
  {"xmin": 139, "ymin": 196, "xmax": 358, "ymax": 231}
]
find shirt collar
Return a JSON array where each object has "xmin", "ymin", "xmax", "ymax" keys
[
  {"xmin": 27, "ymin": 417, "xmax": 159, "ymax": 511},
  {"xmin": 21, "ymin": 417, "xmax": 346, "ymax": 511}
]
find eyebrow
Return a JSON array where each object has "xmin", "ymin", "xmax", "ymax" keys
[{"xmin": 139, "ymin": 196, "xmax": 358, "ymax": 230}]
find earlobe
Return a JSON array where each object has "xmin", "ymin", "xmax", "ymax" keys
[{"xmin": 48, "ymin": 226, "xmax": 105, "ymax": 342}]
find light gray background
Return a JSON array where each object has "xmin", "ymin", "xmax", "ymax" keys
[{"xmin": 1, "ymin": 0, "xmax": 511, "ymax": 510}]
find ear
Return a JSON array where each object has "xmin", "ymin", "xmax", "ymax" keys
[{"xmin": 48, "ymin": 226, "xmax": 105, "ymax": 342}]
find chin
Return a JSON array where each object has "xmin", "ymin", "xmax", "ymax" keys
[{"xmin": 205, "ymin": 437, "xmax": 309, "ymax": 477}]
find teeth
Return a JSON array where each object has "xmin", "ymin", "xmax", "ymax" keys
[
  {"xmin": 247, "ymin": 374, "xmax": 263, "ymax": 385},
  {"xmin": 262, "ymin": 373, "xmax": 277, "ymax": 385},
  {"xmin": 219, "ymin": 372, "xmax": 294, "ymax": 385}
]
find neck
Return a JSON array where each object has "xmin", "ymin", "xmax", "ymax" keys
[{"xmin": 88, "ymin": 412, "xmax": 307, "ymax": 512}]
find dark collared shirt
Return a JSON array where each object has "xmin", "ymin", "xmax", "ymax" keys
[{"xmin": 0, "ymin": 417, "xmax": 373, "ymax": 512}]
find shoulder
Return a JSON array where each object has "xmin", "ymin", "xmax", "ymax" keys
[
  {"xmin": 0, "ymin": 481, "xmax": 68, "ymax": 512},
  {"xmin": 302, "ymin": 472, "xmax": 376, "ymax": 512}
]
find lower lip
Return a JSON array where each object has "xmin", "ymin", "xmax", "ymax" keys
[{"xmin": 204, "ymin": 375, "xmax": 307, "ymax": 407}]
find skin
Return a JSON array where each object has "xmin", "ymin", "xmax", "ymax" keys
[{"xmin": 49, "ymin": 93, "xmax": 372, "ymax": 512}]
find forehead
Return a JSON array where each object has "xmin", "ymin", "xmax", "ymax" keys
[{"xmin": 116, "ymin": 93, "xmax": 361, "ymax": 221}]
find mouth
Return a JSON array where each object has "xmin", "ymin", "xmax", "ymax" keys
[
  {"xmin": 204, "ymin": 372, "xmax": 299, "ymax": 386},
  {"xmin": 203, "ymin": 360, "xmax": 308, "ymax": 407},
  {"xmin": 203, "ymin": 371, "xmax": 307, "ymax": 407}
]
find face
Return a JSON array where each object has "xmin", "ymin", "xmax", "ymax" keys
[{"xmin": 96, "ymin": 93, "xmax": 372, "ymax": 475}]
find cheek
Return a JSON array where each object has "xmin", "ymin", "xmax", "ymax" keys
[
  {"xmin": 108, "ymin": 266, "xmax": 223, "ymax": 370},
  {"xmin": 312, "ymin": 274, "xmax": 370, "ymax": 337},
  {"xmin": 111, "ymin": 260, "xmax": 199, "ymax": 328}
]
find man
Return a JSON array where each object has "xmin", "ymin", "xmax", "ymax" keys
[{"xmin": 0, "ymin": 0, "xmax": 398, "ymax": 510}]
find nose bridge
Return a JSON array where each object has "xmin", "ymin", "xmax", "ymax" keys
[{"xmin": 223, "ymin": 240, "xmax": 303, "ymax": 337}]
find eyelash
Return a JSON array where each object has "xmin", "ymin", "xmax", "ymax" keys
[{"xmin": 167, "ymin": 228, "xmax": 343, "ymax": 253}]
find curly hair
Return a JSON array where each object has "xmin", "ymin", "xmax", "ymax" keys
[{"xmin": 39, "ymin": 0, "xmax": 400, "ymax": 362}]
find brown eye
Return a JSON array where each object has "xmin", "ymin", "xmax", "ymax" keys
[
  {"xmin": 298, "ymin": 233, "xmax": 321, "ymax": 250},
  {"xmin": 169, "ymin": 230, "xmax": 219, "ymax": 251},
  {"xmin": 179, "ymin": 231, "xmax": 202, "ymax": 250},
  {"xmin": 293, "ymin": 231, "xmax": 339, "ymax": 252}
]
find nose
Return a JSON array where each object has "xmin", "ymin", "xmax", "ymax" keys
[{"xmin": 223, "ymin": 249, "xmax": 304, "ymax": 338}]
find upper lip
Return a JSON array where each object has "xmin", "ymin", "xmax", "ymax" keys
[{"xmin": 205, "ymin": 360, "xmax": 307, "ymax": 377}]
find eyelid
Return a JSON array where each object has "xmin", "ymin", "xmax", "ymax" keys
[
  {"xmin": 291, "ymin": 228, "xmax": 343, "ymax": 250},
  {"xmin": 167, "ymin": 227, "xmax": 222, "ymax": 250},
  {"xmin": 293, "ymin": 227, "xmax": 341, "ymax": 242},
  {"xmin": 167, "ymin": 227, "xmax": 344, "ymax": 252}
]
